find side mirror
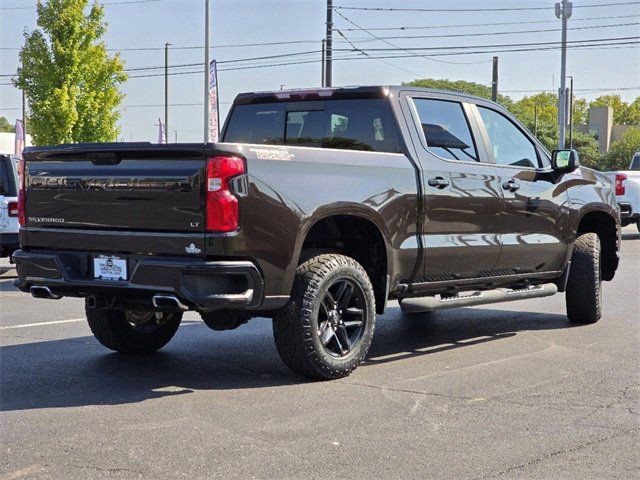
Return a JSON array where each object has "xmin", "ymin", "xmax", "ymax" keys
[{"xmin": 552, "ymin": 149, "xmax": 580, "ymax": 173}]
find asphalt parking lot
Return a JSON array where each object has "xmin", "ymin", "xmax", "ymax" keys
[{"xmin": 1, "ymin": 227, "xmax": 639, "ymax": 479}]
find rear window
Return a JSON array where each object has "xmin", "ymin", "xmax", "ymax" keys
[
  {"xmin": 0, "ymin": 157, "xmax": 17, "ymax": 196},
  {"xmin": 223, "ymin": 99, "xmax": 402, "ymax": 153},
  {"xmin": 631, "ymin": 153, "xmax": 640, "ymax": 170}
]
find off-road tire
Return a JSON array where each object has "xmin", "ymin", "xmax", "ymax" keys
[
  {"xmin": 273, "ymin": 254, "xmax": 376, "ymax": 380},
  {"xmin": 86, "ymin": 303, "xmax": 182, "ymax": 353},
  {"xmin": 566, "ymin": 232, "xmax": 602, "ymax": 324},
  {"xmin": 637, "ymin": 219, "xmax": 640, "ymax": 234}
]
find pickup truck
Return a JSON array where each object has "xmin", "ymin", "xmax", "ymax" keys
[
  {"xmin": 14, "ymin": 86, "xmax": 621, "ymax": 379},
  {"xmin": 607, "ymin": 152, "xmax": 640, "ymax": 232},
  {"xmin": 0, "ymin": 154, "xmax": 20, "ymax": 259}
]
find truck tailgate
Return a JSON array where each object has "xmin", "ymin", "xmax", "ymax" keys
[{"xmin": 23, "ymin": 143, "xmax": 208, "ymax": 255}]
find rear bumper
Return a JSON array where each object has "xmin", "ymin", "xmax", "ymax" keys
[
  {"xmin": 618, "ymin": 202, "xmax": 639, "ymax": 226},
  {"xmin": 0, "ymin": 232, "xmax": 19, "ymax": 257},
  {"xmin": 13, "ymin": 249, "xmax": 266, "ymax": 311}
]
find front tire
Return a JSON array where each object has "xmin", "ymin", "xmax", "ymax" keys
[
  {"xmin": 273, "ymin": 254, "xmax": 376, "ymax": 380},
  {"xmin": 86, "ymin": 303, "xmax": 182, "ymax": 353},
  {"xmin": 566, "ymin": 232, "xmax": 602, "ymax": 324}
]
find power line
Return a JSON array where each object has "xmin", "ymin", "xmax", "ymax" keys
[
  {"xmin": 333, "ymin": 1, "xmax": 640, "ymax": 13},
  {"xmin": 334, "ymin": 14, "xmax": 640, "ymax": 32},
  {"xmin": 334, "ymin": 9, "xmax": 488, "ymax": 66},
  {"xmin": 0, "ymin": 0, "xmax": 165, "ymax": 10}
]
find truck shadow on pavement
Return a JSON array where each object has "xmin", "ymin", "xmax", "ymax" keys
[{"xmin": 0, "ymin": 306, "xmax": 575, "ymax": 412}]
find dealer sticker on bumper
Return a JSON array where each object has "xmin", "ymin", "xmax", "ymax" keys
[{"xmin": 93, "ymin": 255, "xmax": 127, "ymax": 281}]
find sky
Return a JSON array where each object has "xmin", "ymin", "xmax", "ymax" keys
[{"xmin": 0, "ymin": 0, "xmax": 639, "ymax": 143}]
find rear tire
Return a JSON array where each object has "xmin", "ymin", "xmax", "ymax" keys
[
  {"xmin": 566, "ymin": 232, "xmax": 602, "ymax": 324},
  {"xmin": 273, "ymin": 254, "xmax": 376, "ymax": 380},
  {"xmin": 86, "ymin": 303, "xmax": 182, "ymax": 353}
]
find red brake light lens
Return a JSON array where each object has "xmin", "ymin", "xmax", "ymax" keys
[
  {"xmin": 205, "ymin": 156, "xmax": 245, "ymax": 232},
  {"xmin": 8, "ymin": 201, "xmax": 18, "ymax": 217},
  {"xmin": 17, "ymin": 159, "xmax": 26, "ymax": 225},
  {"xmin": 615, "ymin": 173, "xmax": 627, "ymax": 196}
]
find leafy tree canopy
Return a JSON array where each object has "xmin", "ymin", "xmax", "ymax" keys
[
  {"xmin": 0, "ymin": 116, "xmax": 15, "ymax": 133},
  {"xmin": 600, "ymin": 127, "xmax": 640, "ymax": 171},
  {"xmin": 14, "ymin": 0, "xmax": 126, "ymax": 145},
  {"xmin": 404, "ymin": 78, "xmax": 513, "ymax": 108}
]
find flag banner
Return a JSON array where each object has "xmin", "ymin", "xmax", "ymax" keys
[
  {"xmin": 209, "ymin": 59, "xmax": 219, "ymax": 142},
  {"xmin": 158, "ymin": 118, "xmax": 166, "ymax": 144},
  {"xmin": 14, "ymin": 119, "xmax": 25, "ymax": 156}
]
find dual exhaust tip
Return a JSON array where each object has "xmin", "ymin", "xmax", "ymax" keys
[{"xmin": 30, "ymin": 287, "xmax": 188, "ymax": 312}]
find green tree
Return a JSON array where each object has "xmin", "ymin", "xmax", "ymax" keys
[
  {"xmin": 589, "ymin": 95, "xmax": 631, "ymax": 125},
  {"xmin": 509, "ymin": 93, "xmax": 558, "ymax": 150},
  {"xmin": 13, "ymin": 0, "xmax": 126, "ymax": 145},
  {"xmin": 599, "ymin": 127, "xmax": 640, "ymax": 170},
  {"xmin": 570, "ymin": 131, "xmax": 601, "ymax": 169},
  {"xmin": 0, "ymin": 116, "xmax": 15, "ymax": 133},
  {"xmin": 404, "ymin": 78, "xmax": 513, "ymax": 108}
]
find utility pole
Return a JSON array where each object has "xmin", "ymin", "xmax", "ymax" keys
[
  {"xmin": 491, "ymin": 56, "xmax": 499, "ymax": 102},
  {"xmin": 204, "ymin": 0, "xmax": 210, "ymax": 143},
  {"xmin": 325, "ymin": 0, "xmax": 333, "ymax": 87},
  {"xmin": 21, "ymin": 88, "xmax": 26, "ymax": 138},
  {"xmin": 556, "ymin": 0, "xmax": 572, "ymax": 149},
  {"xmin": 534, "ymin": 102, "xmax": 538, "ymax": 137},
  {"xmin": 321, "ymin": 39, "xmax": 326, "ymax": 87},
  {"xmin": 164, "ymin": 42, "xmax": 170, "ymax": 142},
  {"xmin": 568, "ymin": 75, "xmax": 574, "ymax": 148}
]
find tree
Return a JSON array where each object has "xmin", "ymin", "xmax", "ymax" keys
[
  {"xmin": 14, "ymin": 0, "xmax": 126, "ymax": 145},
  {"xmin": 509, "ymin": 93, "xmax": 558, "ymax": 150},
  {"xmin": 600, "ymin": 127, "xmax": 640, "ymax": 171},
  {"xmin": 404, "ymin": 78, "xmax": 513, "ymax": 108},
  {"xmin": 589, "ymin": 95, "xmax": 630, "ymax": 125},
  {"xmin": 570, "ymin": 131, "xmax": 600, "ymax": 169},
  {"xmin": 0, "ymin": 116, "xmax": 15, "ymax": 133}
]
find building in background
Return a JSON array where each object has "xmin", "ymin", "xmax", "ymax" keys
[
  {"xmin": 0, "ymin": 132, "xmax": 33, "ymax": 155},
  {"xmin": 577, "ymin": 106, "xmax": 633, "ymax": 154}
]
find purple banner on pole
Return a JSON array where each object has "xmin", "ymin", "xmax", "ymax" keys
[
  {"xmin": 14, "ymin": 119, "xmax": 25, "ymax": 156},
  {"xmin": 209, "ymin": 60, "xmax": 219, "ymax": 142}
]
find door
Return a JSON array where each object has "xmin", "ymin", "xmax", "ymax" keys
[
  {"xmin": 474, "ymin": 105, "xmax": 570, "ymax": 274},
  {"xmin": 406, "ymin": 96, "xmax": 503, "ymax": 282}
]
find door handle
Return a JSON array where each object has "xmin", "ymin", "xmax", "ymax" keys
[
  {"xmin": 502, "ymin": 179, "xmax": 520, "ymax": 191},
  {"xmin": 428, "ymin": 177, "xmax": 450, "ymax": 189}
]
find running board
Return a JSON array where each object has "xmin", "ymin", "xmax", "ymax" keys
[{"xmin": 399, "ymin": 283, "xmax": 558, "ymax": 313}]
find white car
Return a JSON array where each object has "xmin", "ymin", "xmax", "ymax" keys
[
  {"xmin": 608, "ymin": 152, "xmax": 640, "ymax": 232},
  {"xmin": 0, "ymin": 154, "xmax": 20, "ymax": 259}
]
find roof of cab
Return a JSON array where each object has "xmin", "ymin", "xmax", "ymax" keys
[{"xmin": 232, "ymin": 85, "xmax": 497, "ymax": 106}]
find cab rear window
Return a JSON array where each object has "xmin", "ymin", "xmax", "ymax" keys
[{"xmin": 223, "ymin": 99, "xmax": 402, "ymax": 153}]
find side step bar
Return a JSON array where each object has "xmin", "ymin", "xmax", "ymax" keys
[{"xmin": 399, "ymin": 283, "xmax": 558, "ymax": 313}]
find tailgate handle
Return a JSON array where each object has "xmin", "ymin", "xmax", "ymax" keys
[{"xmin": 89, "ymin": 152, "xmax": 121, "ymax": 165}]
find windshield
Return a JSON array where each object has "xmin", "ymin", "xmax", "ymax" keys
[{"xmin": 630, "ymin": 153, "xmax": 640, "ymax": 170}]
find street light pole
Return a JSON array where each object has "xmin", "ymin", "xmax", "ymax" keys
[
  {"xmin": 164, "ymin": 42, "xmax": 170, "ymax": 142},
  {"xmin": 204, "ymin": 0, "xmax": 210, "ymax": 143},
  {"xmin": 556, "ymin": 0, "xmax": 572, "ymax": 149},
  {"xmin": 568, "ymin": 76, "xmax": 574, "ymax": 148},
  {"xmin": 325, "ymin": 0, "xmax": 333, "ymax": 87}
]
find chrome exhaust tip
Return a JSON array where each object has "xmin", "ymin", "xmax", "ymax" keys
[
  {"xmin": 152, "ymin": 294, "xmax": 189, "ymax": 312},
  {"xmin": 30, "ymin": 286, "xmax": 61, "ymax": 300}
]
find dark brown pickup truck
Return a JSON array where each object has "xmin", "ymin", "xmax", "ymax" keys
[{"xmin": 14, "ymin": 86, "xmax": 621, "ymax": 379}]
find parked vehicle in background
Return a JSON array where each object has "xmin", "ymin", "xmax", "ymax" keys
[
  {"xmin": 607, "ymin": 152, "xmax": 640, "ymax": 232},
  {"xmin": 0, "ymin": 154, "xmax": 20, "ymax": 260},
  {"xmin": 13, "ymin": 86, "xmax": 621, "ymax": 379}
]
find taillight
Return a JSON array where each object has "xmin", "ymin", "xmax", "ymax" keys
[
  {"xmin": 205, "ymin": 155, "xmax": 245, "ymax": 232},
  {"xmin": 615, "ymin": 173, "xmax": 627, "ymax": 196},
  {"xmin": 17, "ymin": 159, "xmax": 26, "ymax": 225},
  {"xmin": 8, "ymin": 201, "xmax": 18, "ymax": 217}
]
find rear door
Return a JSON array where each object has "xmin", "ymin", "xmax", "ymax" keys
[
  {"xmin": 402, "ymin": 93, "xmax": 503, "ymax": 282},
  {"xmin": 473, "ymin": 105, "xmax": 570, "ymax": 274}
]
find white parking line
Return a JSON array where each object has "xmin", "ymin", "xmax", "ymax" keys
[{"xmin": 0, "ymin": 318, "xmax": 84, "ymax": 330}]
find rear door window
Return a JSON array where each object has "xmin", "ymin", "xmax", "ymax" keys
[
  {"xmin": 224, "ymin": 99, "xmax": 401, "ymax": 153},
  {"xmin": 412, "ymin": 98, "xmax": 478, "ymax": 162}
]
